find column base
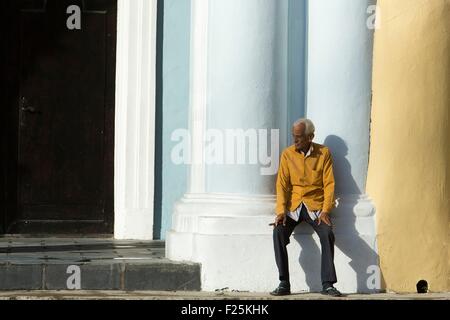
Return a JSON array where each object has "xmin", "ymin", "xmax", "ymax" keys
[
  {"xmin": 114, "ymin": 208, "xmax": 154, "ymax": 240},
  {"xmin": 166, "ymin": 193, "xmax": 380, "ymax": 293}
]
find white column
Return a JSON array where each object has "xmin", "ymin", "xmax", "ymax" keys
[
  {"xmin": 187, "ymin": 0, "xmax": 208, "ymax": 194},
  {"xmin": 168, "ymin": 0, "xmax": 380, "ymax": 293},
  {"xmin": 114, "ymin": 0, "xmax": 157, "ymax": 240},
  {"xmin": 166, "ymin": 0, "xmax": 290, "ymax": 291},
  {"xmin": 306, "ymin": 0, "xmax": 379, "ymax": 293}
]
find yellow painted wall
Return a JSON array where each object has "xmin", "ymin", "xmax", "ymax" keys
[{"xmin": 367, "ymin": 0, "xmax": 450, "ymax": 292}]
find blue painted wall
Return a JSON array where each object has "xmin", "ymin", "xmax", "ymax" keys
[{"xmin": 155, "ymin": 0, "xmax": 191, "ymax": 240}]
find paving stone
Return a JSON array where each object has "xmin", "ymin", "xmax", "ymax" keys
[
  {"xmin": 45, "ymin": 264, "xmax": 122, "ymax": 290},
  {"xmin": 0, "ymin": 264, "xmax": 43, "ymax": 290},
  {"xmin": 124, "ymin": 263, "xmax": 201, "ymax": 291},
  {"xmin": 6, "ymin": 259, "xmax": 45, "ymax": 265}
]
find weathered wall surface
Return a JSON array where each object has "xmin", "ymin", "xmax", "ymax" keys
[{"xmin": 367, "ymin": 0, "xmax": 450, "ymax": 292}]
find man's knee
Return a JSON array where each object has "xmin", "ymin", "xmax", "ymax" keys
[
  {"xmin": 318, "ymin": 225, "xmax": 334, "ymax": 240},
  {"xmin": 273, "ymin": 225, "xmax": 289, "ymax": 243},
  {"xmin": 273, "ymin": 225, "xmax": 284, "ymax": 237}
]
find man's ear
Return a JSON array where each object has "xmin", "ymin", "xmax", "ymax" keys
[{"xmin": 309, "ymin": 134, "xmax": 315, "ymax": 142}]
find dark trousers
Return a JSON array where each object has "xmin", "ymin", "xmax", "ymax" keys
[{"xmin": 273, "ymin": 205, "xmax": 337, "ymax": 288}]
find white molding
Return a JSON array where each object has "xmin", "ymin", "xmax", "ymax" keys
[
  {"xmin": 114, "ymin": 0, "xmax": 157, "ymax": 240},
  {"xmin": 187, "ymin": 0, "xmax": 209, "ymax": 194},
  {"xmin": 166, "ymin": 194, "xmax": 378, "ymax": 293},
  {"xmin": 169, "ymin": 193, "xmax": 375, "ymax": 236}
]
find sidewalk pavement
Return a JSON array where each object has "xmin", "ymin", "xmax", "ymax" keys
[{"xmin": 0, "ymin": 290, "xmax": 448, "ymax": 300}]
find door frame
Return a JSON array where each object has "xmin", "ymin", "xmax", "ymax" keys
[
  {"xmin": 0, "ymin": 0, "xmax": 158, "ymax": 239},
  {"xmin": 114, "ymin": 0, "xmax": 157, "ymax": 240}
]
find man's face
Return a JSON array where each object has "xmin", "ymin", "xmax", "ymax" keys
[{"xmin": 292, "ymin": 124, "xmax": 313, "ymax": 151}]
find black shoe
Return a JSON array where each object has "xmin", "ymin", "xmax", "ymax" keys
[
  {"xmin": 321, "ymin": 286, "xmax": 342, "ymax": 297},
  {"xmin": 270, "ymin": 284, "xmax": 291, "ymax": 296}
]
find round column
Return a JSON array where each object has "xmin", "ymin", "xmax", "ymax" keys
[
  {"xmin": 306, "ymin": 0, "xmax": 379, "ymax": 293},
  {"xmin": 205, "ymin": 0, "xmax": 289, "ymax": 195},
  {"xmin": 167, "ymin": 0, "xmax": 290, "ymax": 291}
]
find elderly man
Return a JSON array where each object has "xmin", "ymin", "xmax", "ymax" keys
[{"xmin": 271, "ymin": 118, "xmax": 342, "ymax": 297}]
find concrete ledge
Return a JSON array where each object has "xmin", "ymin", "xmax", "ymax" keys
[
  {"xmin": 0, "ymin": 290, "xmax": 448, "ymax": 300},
  {"xmin": 0, "ymin": 261, "xmax": 201, "ymax": 291}
]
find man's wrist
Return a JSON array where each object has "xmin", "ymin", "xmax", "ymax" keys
[{"xmin": 319, "ymin": 211, "xmax": 329, "ymax": 218}]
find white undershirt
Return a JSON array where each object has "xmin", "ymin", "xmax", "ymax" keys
[{"xmin": 287, "ymin": 202, "xmax": 322, "ymax": 222}]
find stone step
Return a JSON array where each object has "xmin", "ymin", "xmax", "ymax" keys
[{"xmin": 0, "ymin": 238, "xmax": 201, "ymax": 291}]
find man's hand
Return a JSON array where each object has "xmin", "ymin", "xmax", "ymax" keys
[
  {"xmin": 274, "ymin": 214, "xmax": 287, "ymax": 227},
  {"xmin": 317, "ymin": 212, "xmax": 332, "ymax": 226}
]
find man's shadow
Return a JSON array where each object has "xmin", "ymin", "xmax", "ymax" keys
[{"xmin": 292, "ymin": 135, "xmax": 379, "ymax": 293}]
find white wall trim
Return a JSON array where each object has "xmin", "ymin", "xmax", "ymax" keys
[{"xmin": 114, "ymin": 0, "xmax": 157, "ymax": 240}]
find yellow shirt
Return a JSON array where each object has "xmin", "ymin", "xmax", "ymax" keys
[{"xmin": 275, "ymin": 143, "xmax": 336, "ymax": 216}]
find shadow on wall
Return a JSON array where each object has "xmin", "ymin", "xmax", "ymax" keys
[
  {"xmin": 292, "ymin": 135, "xmax": 380, "ymax": 293},
  {"xmin": 153, "ymin": 0, "xmax": 165, "ymax": 240}
]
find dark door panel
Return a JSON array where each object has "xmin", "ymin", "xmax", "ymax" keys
[{"xmin": 1, "ymin": 0, "xmax": 116, "ymax": 235}]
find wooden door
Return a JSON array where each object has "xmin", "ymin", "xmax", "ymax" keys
[{"xmin": 0, "ymin": 0, "xmax": 117, "ymax": 234}]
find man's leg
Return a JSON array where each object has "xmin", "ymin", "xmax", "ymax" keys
[
  {"xmin": 272, "ymin": 216, "xmax": 298, "ymax": 284},
  {"xmin": 300, "ymin": 207, "xmax": 338, "ymax": 289}
]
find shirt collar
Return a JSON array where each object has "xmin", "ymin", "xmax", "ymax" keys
[{"xmin": 299, "ymin": 143, "xmax": 314, "ymax": 158}]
